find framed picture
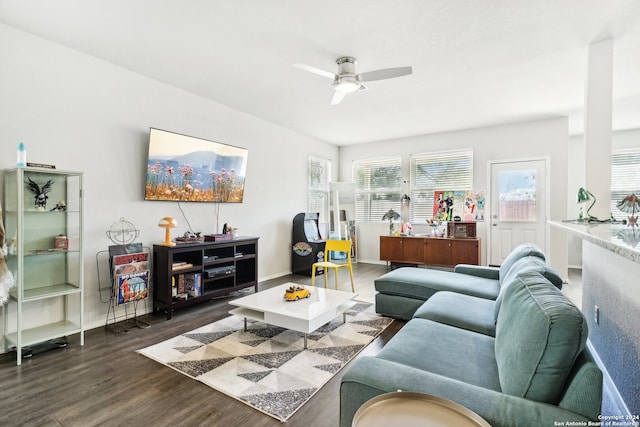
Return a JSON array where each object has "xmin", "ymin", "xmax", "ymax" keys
[{"xmin": 433, "ymin": 190, "xmax": 486, "ymax": 222}]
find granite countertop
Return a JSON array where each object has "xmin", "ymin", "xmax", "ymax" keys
[{"xmin": 549, "ymin": 220, "xmax": 640, "ymax": 264}]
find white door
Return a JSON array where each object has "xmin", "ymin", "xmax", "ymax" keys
[{"xmin": 489, "ymin": 159, "xmax": 547, "ymax": 266}]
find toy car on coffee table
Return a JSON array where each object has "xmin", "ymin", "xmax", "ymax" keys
[{"xmin": 284, "ymin": 284, "xmax": 311, "ymax": 301}]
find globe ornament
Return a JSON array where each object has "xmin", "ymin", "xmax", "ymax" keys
[{"xmin": 106, "ymin": 217, "xmax": 140, "ymax": 245}]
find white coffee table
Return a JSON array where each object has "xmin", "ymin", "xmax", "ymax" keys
[{"xmin": 228, "ymin": 283, "xmax": 359, "ymax": 348}]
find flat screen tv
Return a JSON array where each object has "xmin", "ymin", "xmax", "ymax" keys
[{"xmin": 145, "ymin": 128, "xmax": 248, "ymax": 202}]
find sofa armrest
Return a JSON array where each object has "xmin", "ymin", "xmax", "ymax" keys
[
  {"xmin": 340, "ymin": 357, "xmax": 593, "ymax": 427},
  {"xmin": 453, "ymin": 264, "xmax": 500, "ymax": 280}
]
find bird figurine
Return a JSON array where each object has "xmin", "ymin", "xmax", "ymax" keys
[
  {"xmin": 50, "ymin": 200, "xmax": 67, "ymax": 212},
  {"xmin": 25, "ymin": 177, "xmax": 55, "ymax": 210}
]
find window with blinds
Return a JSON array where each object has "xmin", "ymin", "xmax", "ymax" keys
[
  {"xmin": 353, "ymin": 157, "xmax": 402, "ymax": 222},
  {"xmin": 308, "ymin": 155, "xmax": 331, "ymax": 220},
  {"xmin": 611, "ymin": 149, "xmax": 640, "ymax": 221},
  {"xmin": 410, "ymin": 149, "xmax": 473, "ymax": 222}
]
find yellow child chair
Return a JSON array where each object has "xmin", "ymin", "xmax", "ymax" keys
[{"xmin": 311, "ymin": 239, "xmax": 355, "ymax": 292}]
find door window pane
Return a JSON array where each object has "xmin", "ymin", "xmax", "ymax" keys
[{"xmin": 499, "ymin": 169, "xmax": 536, "ymax": 221}]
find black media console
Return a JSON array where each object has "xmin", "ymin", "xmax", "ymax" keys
[{"xmin": 152, "ymin": 236, "xmax": 259, "ymax": 319}]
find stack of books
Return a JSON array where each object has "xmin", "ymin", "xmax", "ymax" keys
[{"xmin": 172, "ymin": 261, "xmax": 194, "ymax": 271}]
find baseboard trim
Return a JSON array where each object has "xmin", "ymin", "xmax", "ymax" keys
[
  {"xmin": 357, "ymin": 259, "xmax": 386, "ymax": 265},
  {"xmin": 260, "ymin": 271, "xmax": 292, "ymax": 281},
  {"xmin": 587, "ymin": 340, "xmax": 632, "ymax": 417}
]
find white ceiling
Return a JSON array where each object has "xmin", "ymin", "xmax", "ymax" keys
[{"xmin": 1, "ymin": 0, "xmax": 640, "ymax": 146}]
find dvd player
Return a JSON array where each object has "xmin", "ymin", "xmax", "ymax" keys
[{"xmin": 205, "ymin": 265, "xmax": 236, "ymax": 278}]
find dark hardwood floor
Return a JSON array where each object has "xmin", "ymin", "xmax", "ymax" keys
[{"xmin": 0, "ymin": 263, "xmax": 403, "ymax": 427}]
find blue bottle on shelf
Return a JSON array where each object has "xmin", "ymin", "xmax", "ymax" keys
[{"xmin": 17, "ymin": 142, "xmax": 26, "ymax": 167}]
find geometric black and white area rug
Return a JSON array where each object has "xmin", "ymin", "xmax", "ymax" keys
[{"xmin": 137, "ymin": 302, "xmax": 393, "ymax": 422}]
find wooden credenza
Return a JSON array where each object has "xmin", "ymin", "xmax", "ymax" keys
[{"xmin": 380, "ymin": 235, "xmax": 480, "ymax": 268}]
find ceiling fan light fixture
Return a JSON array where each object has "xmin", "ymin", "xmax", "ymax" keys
[
  {"xmin": 295, "ymin": 56, "xmax": 412, "ymax": 104},
  {"xmin": 334, "ymin": 78, "xmax": 360, "ymax": 93}
]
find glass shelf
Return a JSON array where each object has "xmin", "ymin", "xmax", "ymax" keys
[
  {"xmin": 4, "ymin": 320, "xmax": 82, "ymax": 348},
  {"xmin": 10, "ymin": 283, "xmax": 81, "ymax": 301},
  {"xmin": 24, "ymin": 249, "xmax": 80, "ymax": 256}
]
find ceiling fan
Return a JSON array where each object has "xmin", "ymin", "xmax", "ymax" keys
[{"xmin": 294, "ymin": 57, "xmax": 412, "ymax": 105}]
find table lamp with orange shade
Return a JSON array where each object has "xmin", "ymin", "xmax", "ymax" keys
[{"xmin": 158, "ymin": 217, "xmax": 178, "ymax": 246}]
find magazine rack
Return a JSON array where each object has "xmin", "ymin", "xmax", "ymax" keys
[
  {"xmin": 96, "ymin": 217, "xmax": 151, "ymax": 334},
  {"xmin": 100, "ymin": 248, "xmax": 151, "ymax": 334}
]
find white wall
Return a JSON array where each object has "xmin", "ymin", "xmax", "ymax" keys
[
  {"xmin": 339, "ymin": 118, "xmax": 569, "ymax": 277},
  {"xmin": 0, "ymin": 24, "xmax": 338, "ymax": 331},
  {"xmin": 611, "ymin": 128, "xmax": 640, "ymax": 149}
]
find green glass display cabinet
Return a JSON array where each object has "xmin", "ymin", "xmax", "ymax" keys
[{"xmin": 3, "ymin": 167, "xmax": 84, "ymax": 365}]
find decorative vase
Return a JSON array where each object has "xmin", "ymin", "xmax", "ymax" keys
[{"xmin": 431, "ymin": 226, "xmax": 438, "ymax": 237}]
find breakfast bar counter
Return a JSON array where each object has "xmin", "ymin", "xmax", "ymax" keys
[
  {"xmin": 550, "ymin": 220, "xmax": 640, "ymax": 264},
  {"xmin": 549, "ymin": 220, "xmax": 639, "ymax": 417}
]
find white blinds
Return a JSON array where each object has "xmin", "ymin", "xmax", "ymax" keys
[
  {"xmin": 308, "ymin": 155, "xmax": 331, "ymax": 219},
  {"xmin": 410, "ymin": 149, "xmax": 473, "ymax": 222},
  {"xmin": 353, "ymin": 156, "xmax": 402, "ymax": 222},
  {"xmin": 611, "ymin": 149, "xmax": 640, "ymax": 221}
]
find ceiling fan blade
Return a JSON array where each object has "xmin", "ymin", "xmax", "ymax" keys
[
  {"xmin": 331, "ymin": 90, "xmax": 346, "ymax": 105},
  {"xmin": 358, "ymin": 66, "xmax": 413, "ymax": 82},
  {"xmin": 293, "ymin": 63, "xmax": 336, "ymax": 79}
]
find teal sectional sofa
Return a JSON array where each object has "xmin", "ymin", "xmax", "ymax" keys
[
  {"xmin": 413, "ymin": 255, "xmax": 563, "ymax": 336},
  {"xmin": 374, "ymin": 242, "xmax": 556, "ymax": 319},
  {"xmin": 340, "ymin": 245, "xmax": 603, "ymax": 427}
]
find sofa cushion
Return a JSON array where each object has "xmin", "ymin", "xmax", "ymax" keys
[
  {"xmin": 375, "ymin": 267, "xmax": 499, "ymax": 301},
  {"xmin": 375, "ymin": 318, "xmax": 501, "ymax": 391},
  {"xmin": 558, "ymin": 351, "xmax": 603, "ymax": 421},
  {"xmin": 495, "ymin": 271, "xmax": 588, "ymax": 404},
  {"xmin": 453, "ymin": 264, "xmax": 500, "ymax": 279},
  {"xmin": 498, "ymin": 242, "xmax": 545, "ymax": 284},
  {"xmin": 413, "ymin": 291, "xmax": 497, "ymax": 336},
  {"xmin": 493, "ymin": 256, "xmax": 564, "ymax": 321},
  {"xmin": 375, "ymin": 292, "xmax": 426, "ymax": 320}
]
